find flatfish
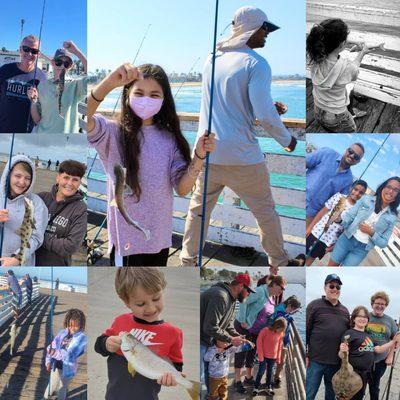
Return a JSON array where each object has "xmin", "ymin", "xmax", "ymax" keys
[{"xmin": 332, "ymin": 335, "xmax": 363, "ymax": 400}]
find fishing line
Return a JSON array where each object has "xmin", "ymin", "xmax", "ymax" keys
[
  {"xmin": 25, "ymin": 0, "xmax": 47, "ymax": 133},
  {"xmin": 173, "ymin": 57, "xmax": 201, "ymax": 99},
  {"xmin": 0, "ymin": 134, "xmax": 16, "ymax": 260},
  {"xmin": 198, "ymin": 0, "xmax": 220, "ymax": 267},
  {"xmin": 111, "ymin": 24, "xmax": 152, "ymax": 116},
  {"xmin": 306, "ymin": 134, "xmax": 392, "ymax": 260}
]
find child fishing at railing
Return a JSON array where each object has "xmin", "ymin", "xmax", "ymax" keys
[
  {"xmin": 44, "ymin": 308, "xmax": 87, "ymax": 400},
  {"xmin": 253, "ymin": 317, "xmax": 287, "ymax": 396},
  {"xmin": 307, "ymin": 18, "xmax": 383, "ymax": 133},
  {"xmin": 87, "ymin": 63, "xmax": 216, "ymax": 266},
  {"xmin": 0, "ymin": 155, "xmax": 48, "ymax": 266}
]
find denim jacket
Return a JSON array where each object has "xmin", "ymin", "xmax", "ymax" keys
[
  {"xmin": 342, "ymin": 195, "xmax": 397, "ymax": 250},
  {"xmin": 236, "ymin": 285, "xmax": 269, "ymax": 328}
]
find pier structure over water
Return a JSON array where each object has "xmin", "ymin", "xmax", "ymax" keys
[{"xmin": 87, "ymin": 111, "xmax": 306, "ymax": 266}]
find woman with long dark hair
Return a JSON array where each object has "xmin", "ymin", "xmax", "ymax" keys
[
  {"xmin": 87, "ymin": 63, "xmax": 215, "ymax": 266},
  {"xmin": 329, "ymin": 177, "xmax": 400, "ymax": 266},
  {"xmin": 306, "ymin": 19, "xmax": 374, "ymax": 132}
]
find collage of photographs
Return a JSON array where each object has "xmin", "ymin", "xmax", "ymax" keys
[{"xmin": 0, "ymin": 0, "xmax": 399, "ymax": 399}]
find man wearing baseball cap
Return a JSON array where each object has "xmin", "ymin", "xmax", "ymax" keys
[
  {"xmin": 181, "ymin": 6, "xmax": 304, "ymax": 268},
  {"xmin": 27, "ymin": 40, "xmax": 87, "ymax": 133},
  {"xmin": 200, "ymin": 272, "xmax": 254, "ymax": 395},
  {"xmin": 306, "ymin": 274, "xmax": 350, "ymax": 400}
]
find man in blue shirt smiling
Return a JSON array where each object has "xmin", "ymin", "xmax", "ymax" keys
[{"xmin": 306, "ymin": 143, "xmax": 364, "ymax": 227}]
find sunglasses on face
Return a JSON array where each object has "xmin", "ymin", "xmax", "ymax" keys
[
  {"xmin": 21, "ymin": 45, "xmax": 39, "ymax": 55},
  {"xmin": 346, "ymin": 148, "xmax": 361, "ymax": 161},
  {"xmin": 328, "ymin": 284, "xmax": 341, "ymax": 290},
  {"xmin": 54, "ymin": 59, "xmax": 72, "ymax": 68},
  {"xmin": 355, "ymin": 315, "xmax": 368, "ymax": 319},
  {"xmin": 373, "ymin": 302, "xmax": 386, "ymax": 307}
]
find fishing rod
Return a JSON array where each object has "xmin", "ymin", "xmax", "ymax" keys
[
  {"xmin": 173, "ymin": 57, "xmax": 200, "ymax": 99},
  {"xmin": 26, "ymin": 0, "xmax": 47, "ymax": 133},
  {"xmin": 111, "ymin": 24, "xmax": 152, "ymax": 116},
  {"xmin": 306, "ymin": 134, "xmax": 391, "ymax": 260},
  {"xmin": 0, "ymin": 134, "xmax": 16, "ymax": 261},
  {"xmin": 198, "ymin": 0, "xmax": 219, "ymax": 267},
  {"xmin": 46, "ymin": 265, "xmax": 54, "ymax": 397}
]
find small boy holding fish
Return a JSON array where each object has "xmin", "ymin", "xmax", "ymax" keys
[{"xmin": 94, "ymin": 268, "xmax": 192, "ymax": 400}]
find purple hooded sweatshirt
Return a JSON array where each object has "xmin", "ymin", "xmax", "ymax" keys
[{"xmin": 88, "ymin": 114, "xmax": 188, "ymax": 256}]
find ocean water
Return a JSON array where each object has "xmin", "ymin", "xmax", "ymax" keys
[{"xmin": 99, "ymin": 82, "xmax": 306, "ymax": 120}]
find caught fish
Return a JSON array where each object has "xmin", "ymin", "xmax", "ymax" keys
[
  {"xmin": 9, "ymin": 322, "xmax": 17, "ymax": 356},
  {"xmin": 57, "ymin": 69, "xmax": 66, "ymax": 116},
  {"xmin": 110, "ymin": 164, "xmax": 150, "ymax": 240},
  {"xmin": 349, "ymin": 42, "xmax": 385, "ymax": 52},
  {"xmin": 324, "ymin": 197, "xmax": 347, "ymax": 231},
  {"xmin": 332, "ymin": 335, "xmax": 363, "ymax": 400},
  {"xmin": 121, "ymin": 332, "xmax": 199, "ymax": 400},
  {"xmin": 14, "ymin": 198, "xmax": 36, "ymax": 265}
]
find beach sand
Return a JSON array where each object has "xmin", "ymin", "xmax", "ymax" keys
[{"xmin": 87, "ymin": 267, "xmax": 200, "ymax": 400}]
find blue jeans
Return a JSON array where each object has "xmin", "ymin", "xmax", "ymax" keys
[
  {"xmin": 331, "ymin": 234, "xmax": 368, "ymax": 266},
  {"xmin": 314, "ymin": 105, "xmax": 356, "ymax": 133},
  {"xmin": 306, "ymin": 361, "xmax": 339, "ymax": 400},
  {"xmin": 200, "ymin": 344, "xmax": 210, "ymax": 395},
  {"xmin": 254, "ymin": 358, "xmax": 276, "ymax": 389}
]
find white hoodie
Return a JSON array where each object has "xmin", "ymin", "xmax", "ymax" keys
[
  {"xmin": 311, "ymin": 55, "xmax": 359, "ymax": 114},
  {"xmin": 0, "ymin": 155, "xmax": 48, "ymax": 266}
]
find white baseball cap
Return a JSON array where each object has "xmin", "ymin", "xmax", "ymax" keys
[{"xmin": 217, "ymin": 6, "xmax": 280, "ymax": 51}]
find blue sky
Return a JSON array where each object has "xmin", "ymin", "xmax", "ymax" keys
[
  {"xmin": 88, "ymin": 0, "xmax": 305, "ymax": 75},
  {"xmin": 307, "ymin": 134, "xmax": 400, "ymax": 192},
  {"xmin": 0, "ymin": 0, "xmax": 87, "ymax": 58},
  {"xmin": 3, "ymin": 267, "xmax": 87, "ymax": 286}
]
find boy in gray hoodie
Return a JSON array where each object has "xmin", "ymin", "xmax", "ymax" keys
[{"xmin": 35, "ymin": 159, "xmax": 86, "ymax": 266}]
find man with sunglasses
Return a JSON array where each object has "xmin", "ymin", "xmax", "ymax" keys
[
  {"xmin": 0, "ymin": 34, "xmax": 47, "ymax": 133},
  {"xmin": 181, "ymin": 6, "xmax": 304, "ymax": 269},
  {"xmin": 27, "ymin": 40, "xmax": 87, "ymax": 133},
  {"xmin": 306, "ymin": 143, "xmax": 365, "ymax": 228},
  {"xmin": 200, "ymin": 273, "xmax": 254, "ymax": 396},
  {"xmin": 306, "ymin": 274, "xmax": 350, "ymax": 400}
]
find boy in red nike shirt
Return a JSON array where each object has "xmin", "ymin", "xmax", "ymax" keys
[{"xmin": 94, "ymin": 268, "xmax": 184, "ymax": 400}]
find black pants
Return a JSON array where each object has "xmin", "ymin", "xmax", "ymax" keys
[
  {"xmin": 368, "ymin": 359, "xmax": 387, "ymax": 400},
  {"xmin": 233, "ymin": 319, "xmax": 257, "ymax": 369},
  {"xmin": 110, "ymin": 246, "xmax": 169, "ymax": 266}
]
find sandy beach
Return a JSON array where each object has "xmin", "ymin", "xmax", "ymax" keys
[{"xmin": 87, "ymin": 267, "xmax": 200, "ymax": 400}]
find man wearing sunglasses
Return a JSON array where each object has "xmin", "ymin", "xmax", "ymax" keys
[
  {"xmin": 306, "ymin": 274, "xmax": 350, "ymax": 400},
  {"xmin": 306, "ymin": 142, "xmax": 365, "ymax": 228},
  {"xmin": 27, "ymin": 40, "xmax": 87, "ymax": 133},
  {"xmin": 0, "ymin": 34, "xmax": 47, "ymax": 133},
  {"xmin": 181, "ymin": 6, "xmax": 305, "ymax": 269}
]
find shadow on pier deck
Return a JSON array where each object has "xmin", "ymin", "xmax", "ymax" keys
[{"xmin": 0, "ymin": 289, "xmax": 87, "ymax": 400}]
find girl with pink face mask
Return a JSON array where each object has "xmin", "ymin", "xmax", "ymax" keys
[{"xmin": 87, "ymin": 63, "xmax": 216, "ymax": 266}]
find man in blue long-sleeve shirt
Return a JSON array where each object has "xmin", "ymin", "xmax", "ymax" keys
[
  {"xmin": 306, "ymin": 143, "xmax": 364, "ymax": 227},
  {"xmin": 7, "ymin": 269, "xmax": 22, "ymax": 318},
  {"xmin": 181, "ymin": 6, "xmax": 304, "ymax": 267}
]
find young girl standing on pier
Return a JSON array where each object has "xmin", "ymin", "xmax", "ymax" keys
[
  {"xmin": 307, "ymin": 19, "xmax": 373, "ymax": 132},
  {"xmin": 87, "ymin": 63, "xmax": 215, "ymax": 266},
  {"xmin": 44, "ymin": 308, "xmax": 87, "ymax": 400}
]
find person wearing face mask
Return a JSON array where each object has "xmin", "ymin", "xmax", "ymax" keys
[
  {"xmin": 233, "ymin": 275, "xmax": 287, "ymax": 394},
  {"xmin": 0, "ymin": 155, "xmax": 48, "ymax": 266},
  {"xmin": 35, "ymin": 160, "xmax": 87, "ymax": 266},
  {"xmin": 87, "ymin": 63, "xmax": 216, "ymax": 266},
  {"xmin": 306, "ymin": 274, "xmax": 350, "ymax": 400},
  {"xmin": 306, "ymin": 143, "xmax": 365, "ymax": 227},
  {"xmin": 180, "ymin": 6, "xmax": 304, "ymax": 269},
  {"xmin": 365, "ymin": 291, "xmax": 399, "ymax": 400},
  {"xmin": 0, "ymin": 35, "xmax": 47, "ymax": 133},
  {"xmin": 329, "ymin": 177, "xmax": 400, "ymax": 266},
  {"xmin": 306, "ymin": 180, "xmax": 368, "ymax": 266},
  {"xmin": 27, "ymin": 41, "xmax": 87, "ymax": 133}
]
